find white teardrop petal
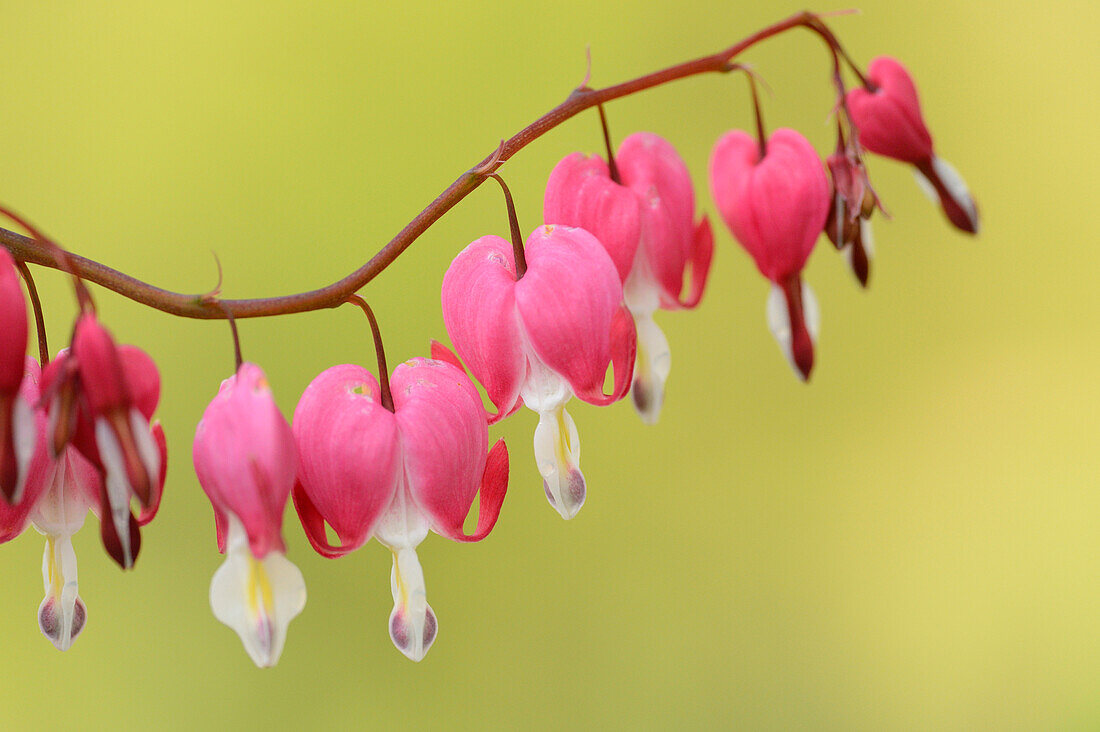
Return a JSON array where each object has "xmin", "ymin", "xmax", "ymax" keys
[
  {"xmin": 631, "ymin": 312, "xmax": 671, "ymax": 425},
  {"xmin": 913, "ymin": 166, "xmax": 938, "ymax": 204},
  {"xmin": 860, "ymin": 219, "xmax": 875, "ymax": 259},
  {"xmin": 533, "ymin": 404, "xmax": 585, "ymax": 519},
  {"xmin": 94, "ymin": 418, "xmax": 134, "ymax": 568},
  {"xmin": 209, "ymin": 517, "xmax": 306, "ymax": 668},
  {"xmin": 387, "ymin": 546, "xmax": 437, "ymax": 662},
  {"xmin": 766, "ymin": 283, "xmax": 820, "ymax": 380},
  {"xmin": 129, "ymin": 408, "xmax": 160, "ymax": 490},
  {"xmin": 38, "ymin": 534, "xmax": 86, "ymax": 651}
]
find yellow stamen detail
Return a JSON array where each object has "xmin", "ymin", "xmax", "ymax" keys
[
  {"xmin": 392, "ymin": 549, "xmax": 408, "ymax": 609},
  {"xmin": 46, "ymin": 536, "xmax": 62, "ymax": 599},
  {"xmin": 554, "ymin": 406, "xmax": 572, "ymax": 467},
  {"xmin": 246, "ymin": 554, "xmax": 275, "ymax": 619}
]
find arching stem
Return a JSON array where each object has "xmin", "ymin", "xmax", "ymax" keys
[
  {"xmin": 596, "ymin": 104, "xmax": 621, "ymax": 184},
  {"xmin": 346, "ymin": 295, "xmax": 393, "ymax": 412},
  {"xmin": 14, "ymin": 259, "xmax": 48, "ymax": 365},
  {"xmin": 486, "ymin": 174, "xmax": 527, "ymax": 279}
]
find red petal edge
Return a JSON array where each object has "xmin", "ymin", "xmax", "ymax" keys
[
  {"xmin": 436, "ymin": 439, "xmax": 509, "ymax": 543},
  {"xmin": 138, "ymin": 421, "xmax": 166, "ymax": 526},
  {"xmin": 573, "ymin": 305, "xmax": 637, "ymax": 407},
  {"xmin": 675, "ymin": 216, "xmax": 714, "ymax": 309},
  {"xmin": 291, "ymin": 479, "xmax": 363, "ymax": 559}
]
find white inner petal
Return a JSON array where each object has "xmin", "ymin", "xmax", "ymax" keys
[
  {"xmin": 209, "ymin": 515, "xmax": 306, "ymax": 668},
  {"xmin": 766, "ymin": 282, "xmax": 820, "ymax": 380},
  {"xmin": 94, "ymin": 418, "xmax": 134, "ymax": 568},
  {"xmin": 37, "ymin": 533, "xmax": 85, "ymax": 651},
  {"xmin": 931, "ymin": 156, "xmax": 979, "ymax": 233},
  {"xmin": 386, "ymin": 546, "xmax": 437, "ymax": 662},
  {"xmin": 533, "ymin": 404, "xmax": 586, "ymax": 520},
  {"xmin": 129, "ymin": 408, "xmax": 161, "ymax": 495},
  {"xmin": 631, "ymin": 312, "xmax": 671, "ymax": 425},
  {"xmin": 860, "ymin": 219, "xmax": 876, "ymax": 259},
  {"xmin": 11, "ymin": 393, "xmax": 35, "ymax": 504},
  {"xmin": 31, "ymin": 453, "xmax": 91, "ymax": 538}
]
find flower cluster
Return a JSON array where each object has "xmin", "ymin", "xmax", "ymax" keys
[{"xmin": 0, "ymin": 47, "xmax": 976, "ymax": 667}]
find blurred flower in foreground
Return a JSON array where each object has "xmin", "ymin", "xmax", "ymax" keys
[
  {"xmin": 0, "ymin": 247, "xmax": 33, "ymax": 503},
  {"xmin": 846, "ymin": 56, "xmax": 979, "ymax": 234},
  {"xmin": 293, "ymin": 357, "xmax": 508, "ymax": 661},
  {"xmin": 193, "ymin": 362, "xmax": 305, "ymax": 668}
]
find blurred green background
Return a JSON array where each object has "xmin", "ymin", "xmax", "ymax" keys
[{"xmin": 1, "ymin": 0, "xmax": 1096, "ymax": 729}]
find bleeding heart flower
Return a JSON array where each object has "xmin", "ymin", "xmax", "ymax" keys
[
  {"xmin": 193, "ymin": 362, "xmax": 306, "ymax": 668},
  {"xmin": 709, "ymin": 127, "xmax": 830, "ymax": 381},
  {"xmin": 824, "ymin": 135, "xmax": 879, "ymax": 288},
  {"xmin": 846, "ymin": 56, "xmax": 978, "ymax": 234},
  {"xmin": 544, "ymin": 132, "xmax": 714, "ymax": 423},
  {"xmin": 0, "ymin": 356, "xmax": 154, "ymax": 651},
  {"xmin": 40, "ymin": 319, "xmax": 165, "ymax": 570},
  {"xmin": 293, "ymin": 357, "xmax": 508, "ymax": 661},
  {"xmin": 0, "ymin": 248, "xmax": 34, "ymax": 504},
  {"xmin": 440, "ymin": 224, "xmax": 634, "ymax": 519}
]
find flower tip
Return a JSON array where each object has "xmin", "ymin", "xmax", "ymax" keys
[
  {"xmin": 544, "ymin": 472, "xmax": 586, "ymax": 520},
  {"xmin": 389, "ymin": 604, "xmax": 438, "ymax": 662},
  {"xmin": 38, "ymin": 594, "xmax": 87, "ymax": 652}
]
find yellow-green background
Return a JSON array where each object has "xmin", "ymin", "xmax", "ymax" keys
[{"xmin": 1, "ymin": 1, "xmax": 1095, "ymax": 729}]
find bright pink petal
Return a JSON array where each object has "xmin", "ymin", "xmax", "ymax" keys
[
  {"xmin": 429, "ymin": 340, "xmax": 521, "ymax": 425},
  {"xmin": 193, "ymin": 363, "xmax": 296, "ymax": 558},
  {"xmin": 391, "ymin": 358, "xmax": 504, "ymax": 542},
  {"xmin": 0, "ymin": 359, "xmax": 47, "ymax": 541},
  {"xmin": 0, "ymin": 248, "xmax": 27, "ymax": 395},
  {"xmin": 441, "ymin": 235, "xmax": 527, "ymax": 419},
  {"xmin": 543, "ymin": 152, "xmax": 642, "ymax": 283},
  {"xmin": 616, "ymin": 133, "xmax": 698, "ymax": 306},
  {"xmin": 515, "ymin": 225, "xmax": 624, "ymax": 401},
  {"xmin": 846, "ymin": 56, "xmax": 934, "ymax": 163},
  {"xmin": 676, "ymin": 216, "xmax": 714, "ymax": 309},
  {"xmin": 118, "ymin": 346, "xmax": 161, "ymax": 420},
  {"xmin": 292, "ymin": 364, "xmax": 399, "ymax": 556},
  {"xmin": 571, "ymin": 304, "xmax": 637, "ymax": 406},
  {"xmin": 709, "ymin": 128, "xmax": 830, "ymax": 283}
]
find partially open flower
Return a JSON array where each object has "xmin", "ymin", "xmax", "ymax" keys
[
  {"xmin": 440, "ymin": 225, "xmax": 633, "ymax": 519},
  {"xmin": 193, "ymin": 362, "xmax": 306, "ymax": 668},
  {"xmin": 824, "ymin": 137, "xmax": 878, "ymax": 288},
  {"xmin": 846, "ymin": 56, "xmax": 978, "ymax": 234},
  {"xmin": 40, "ymin": 321, "xmax": 165, "ymax": 569},
  {"xmin": 544, "ymin": 132, "xmax": 713, "ymax": 423},
  {"xmin": 710, "ymin": 128, "xmax": 830, "ymax": 381},
  {"xmin": 293, "ymin": 357, "xmax": 508, "ymax": 661}
]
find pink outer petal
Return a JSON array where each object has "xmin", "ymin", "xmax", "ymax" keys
[
  {"xmin": 571, "ymin": 304, "xmax": 637, "ymax": 407},
  {"xmin": 440, "ymin": 235, "xmax": 526, "ymax": 419},
  {"xmin": 543, "ymin": 152, "xmax": 642, "ymax": 283},
  {"xmin": 428, "ymin": 341, "xmax": 521, "ymax": 425},
  {"xmin": 117, "ymin": 346, "xmax": 161, "ymax": 420},
  {"xmin": 71, "ymin": 314, "xmax": 128, "ymax": 415},
  {"xmin": 709, "ymin": 128, "xmax": 830, "ymax": 282},
  {"xmin": 675, "ymin": 216, "xmax": 714, "ymax": 310},
  {"xmin": 193, "ymin": 363, "xmax": 297, "ymax": 558},
  {"xmin": 515, "ymin": 225, "xmax": 625, "ymax": 402},
  {"xmin": 390, "ymin": 357, "xmax": 507, "ymax": 542},
  {"xmin": 846, "ymin": 56, "xmax": 934, "ymax": 164},
  {"xmin": 291, "ymin": 364, "xmax": 399, "ymax": 558},
  {"xmin": 137, "ymin": 421, "xmax": 166, "ymax": 526},
  {"xmin": 0, "ymin": 248, "xmax": 27, "ymax": 394},
  {"xmin": 615, "ymin": 133, "xmax": 699, "ymax": 307}
]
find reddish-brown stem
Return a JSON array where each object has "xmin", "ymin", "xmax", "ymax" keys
[
  {"xmin": 0, "ymin": 206, "xmax": 95, "ymax": 315},
  {"xmin": 596, "ymin": 104, "xmax": 621, "ymax": 184},
  {"xmin": 745, "ymin": 72, "xmax": 768, "ymax": 159},
  {"xmin": 14, "ymin": 259, "xmax": 48, "ymax": 365},
  {"xmin": 486, "ymin": 174, "xmax": 527, "ymax": 279},
  {"xmin": 217, "ymin": 303, "xmax": 243, "ymax": 372},
  {"xmin": 0, "ymin": 11, "xmax": 843, "ymax": 321},
  {"xmin": 345, "ymin": 295, "xmax": 393, "ymax": 412}
]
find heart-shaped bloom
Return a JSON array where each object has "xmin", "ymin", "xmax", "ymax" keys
[
  {"xmin": 0, "ymin": 247, "xmax": 34, "ymax": 503},
  {"xmin": 846, "ymin": 56, "xmax": 978, "ymax": 234},
  {"xmin": 544, "ymin": 132, "xmax": 714, "ymax": 423},
  {"xmin": 293, "ymin": 357, "xmax": 509, "ymax": 661},
  {"xmin": 193, "ymin": 362, "xmax": 306, "ymax": 668},
  {"xmin": 710, "ymin": 128, "xmax": 830, "ymax": 381},
  {"xmin": 440, "ymin": 225, "xmax": 634, "ymax": 519},
  {"xmin": 40, "ymin": 319, "xmax": 165, "ymax": 569},
  {"xmin": 0, "ymin": 356, "xmax": 159, "ymax": 651}
]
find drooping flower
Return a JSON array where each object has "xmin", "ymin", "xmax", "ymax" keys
[
  {"xmin": 193, "ymin": 362, "xmax": 306, "ymax": 668},
  {"xmin": 0, "ymin": 247, "xmax": 34, "ymax": 503},
  {"xmin": 440, "ymin": 225, "xmax": 634, "ymax": 519},
  {"xmin": 0, "ymin": 356, "xmax": 160, "ymax": 651},
  {"xmin": 40, "ymin": 319, "xmax": 165, "ymax": 569},
  {"xmin": 293, "ymin": 357, "xmax": 508, "ymax": 661},
  {"xmin": 544, "ymin": 132, "xmax": 713, "ymax": 423},
  {"xmin": 846, "ymin": 56, "xmax": 979, "ymax": 234},
  {"xmin": 709, "ymin": 127, "xmax": 830, "ymax": 380}
]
